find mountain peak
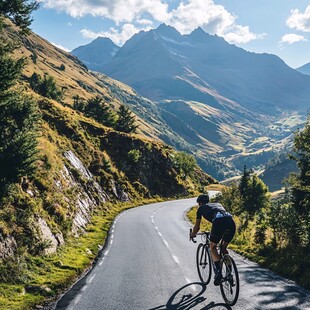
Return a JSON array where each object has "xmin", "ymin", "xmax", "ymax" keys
[
  {"xmin": 155, "ymin": 23, "xmax": 181, "ymax": 38},
  {"xmin": 189, "ymin": 26, "xmax": 209, "ymax": 40},
  {"xmin": 92, "ymin": 36, "xmax": 119, "ymax": 47}
]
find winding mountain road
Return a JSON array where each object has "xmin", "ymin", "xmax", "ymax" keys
[{"xmin": 55, "ymin": 196, "xmax": 310, "ymax": 310}]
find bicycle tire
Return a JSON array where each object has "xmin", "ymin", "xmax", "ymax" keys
[
  {"xmin": 220, "ymin": 254, "xmax": 239, "ymax": 306},
  {"xmin": 196, "ymin": 243, "xmax": 212, "ymax": 285}
]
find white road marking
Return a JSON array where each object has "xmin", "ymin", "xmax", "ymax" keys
[
  {"xmin": 81, "ymin": 285, "xmax": 88, "ymax": 292},
  {"xmin": 88, "ymin": 274, "xmax": 96, "ymax": 283},
  {"xmin": 162, "ymin": 239, "xmax": 169, "ymax": 248},
  {"xmin": 172, "ymin": 255, "xmax": 180, "ymax": 264},
  {"xmin": 74, "ymin": 294, "xmax": 82, "ymax": 305},
  {"xmin": 151, "ymin": 204, "xmax": 197, "ymax": 293}
]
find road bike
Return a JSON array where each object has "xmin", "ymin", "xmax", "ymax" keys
[{"xmin": 190, "ymin": 229, "xmax": 239, "ymax": 306}]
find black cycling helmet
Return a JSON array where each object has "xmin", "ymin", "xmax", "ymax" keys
[{"xmin": 196, "ymin": 194, "xmax": 209, "ymax": 204}]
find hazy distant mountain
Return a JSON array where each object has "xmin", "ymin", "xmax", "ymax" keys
[
  {"xmin": 71, "ymin": 37, "xmax": 119, "ymax": 71},
  {"xmin": 71, "ymin": 24, "xmax": 308, "ymax": 181},
  {"xmin": 98, "ymin": 24, "xmax": 310, "ymax": 114},
  {"xmin": 296, "ymin": 63, "xmax": 310, "ymax": 76}
]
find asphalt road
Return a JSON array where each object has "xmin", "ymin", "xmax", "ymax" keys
[{"xmin": 55, "ymin": 196, "xmax": 310, "ymax": 310}]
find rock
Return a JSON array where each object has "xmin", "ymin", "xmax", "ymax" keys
[{"xmin": 0, "ymin": 234, "xmax": 17, "ymax": 260}]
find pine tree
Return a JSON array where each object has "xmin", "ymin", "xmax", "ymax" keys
[
  {"xmin": 0, "ymin": 0, "xmax": 39, "ymax": 33},
  {"xmin": 290, "ymin": 116, "xmax": 310, "ymax": 215},
  {"xmin": 0, "ymin": 1, "xmax": 40, "ymax": 195},
  {"xmin": 84, "ymin": 96, "xmax": 117, "ymax": 127},
  {"xmin": 115, "ymin": 104, "xmax": 138, "ymax": 133},
  {"xmin": 238, "ymin": 165, "xmax": 250, "ymax": 196}
]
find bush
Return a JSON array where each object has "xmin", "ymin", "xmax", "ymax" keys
[{"xmin": 128, "ymin": 149, "xmax": 141, "ymax": 163}]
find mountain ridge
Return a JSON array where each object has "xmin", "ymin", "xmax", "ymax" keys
[
  {"xmin": 97, "ymin": 24, "xmax": 310, "ymax": 114},
  {"xmin": 69, "ymin": 24, "xmax": 307, "ymax": 179}
]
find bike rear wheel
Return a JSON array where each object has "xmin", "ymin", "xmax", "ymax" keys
[
  {"xmin": 196, "ymin": 243, "xmax": 212, "ymax": 285},
  {"xmin": 220, "ymin": 254, "xmax": 239, "ymax": 306}
]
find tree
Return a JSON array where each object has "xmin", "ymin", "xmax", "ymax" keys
[
  {"xmin": 0, "ymin": 1, "xmax": 40, "ymax": 195},
  {"xmin": 290, "ymin": 116, "xmax": 310, "ymax": 215},
  {"xmin": 172, "ymin": 151, "xmax": 197, "ymax": 179},
  {"xmin": 0, "ymin": 0, "xmax": 39, "ymax": 33},
  {"xmin": 115, "ymin": 104, "xmax": 138, "ymax": 133},
  {"xmin": 239, "ymin": 165, "xmax": 250, "ymax": 196},
  {"xmin": 244, "ymin": 174, "xmax": 270, "ymax": 218},
  {"xmin": 84, "ymin": 96, "xmax": 117, "ymax": 127},
  {"xmin": 30, "ymin": 72, "xmax": 64, "ymax": 101},
  {"xmin": 73, "ymin": 94, "xmax": 86, "ymax": 112},
  {"xmin": 287, "ymin": 116, "xmax": 310, "ymax": 246},
  {"xmin": 0, "ymin": 96, "xmax": 40, "ymax": 192},
  {"xmin": 214, "ymin": 182, "xmax": 243, "ymax": 215}
]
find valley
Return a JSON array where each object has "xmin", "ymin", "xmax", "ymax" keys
[{"xmin": 72, "ymin": 24, "xmax": 308, "ymax": 181}]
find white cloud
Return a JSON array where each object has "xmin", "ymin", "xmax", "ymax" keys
[
  {"xmin": 81, "ymin": 24, "xmax": 152, "ymax": 45},
  {"xmin": 224, "ymin": 25, "xmax": 266, "ymax": 44},
  {"xmin": 280, "ymin": 33, "xmax": 307, "ymax": 44},
  {"xmin": 287, "ymin": 5, "xmax": 310, "ymax": 32},
  {"xmin": 137, "ymin": 19, "xmax": 154, "ymax": 26},
  {"xmin": 51, "ymin": 42, "xmax": 70, "ymax": 52},
  {"xmin": 39, "ymin": 0, "xmax": 169, "ymax": 24},
  {"xmin": 40, "ymin": 0, "xmax": 262, "ymax": 45},
  {"xmin": 165, "ymin": 0, "xmax": 263, "ymax": 44}
]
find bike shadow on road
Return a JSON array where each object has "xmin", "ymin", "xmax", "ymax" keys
[{"xmin": 149, "ymin": 282, "xmax": 232, "ymax": 310}]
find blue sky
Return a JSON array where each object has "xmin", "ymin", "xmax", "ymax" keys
[{"xmin": 32, "ymin": 0, "xmax": 310, "ymax": 68}]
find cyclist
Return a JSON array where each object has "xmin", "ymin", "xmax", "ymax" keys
[{"xmin": 190, "ymin": 193, "xmax": 236, "ymax": 286}]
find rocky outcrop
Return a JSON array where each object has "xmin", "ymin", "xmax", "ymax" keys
[
  {"xmin": 0, "ymin": 234, "xmax": 17, "ymax": 260},
  {"xmin": 34, "ymin": 217, "xmax": 61, "ymax": 255}
]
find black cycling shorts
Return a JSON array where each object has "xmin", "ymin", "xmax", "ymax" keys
[{"xmin": 210, "ymin": 216, "xmax": 236, "ymax": 244}]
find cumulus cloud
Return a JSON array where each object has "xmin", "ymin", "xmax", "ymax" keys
[
  {"xmin": 280, "ymin": 33, "xmax": 307, "ymax": 44},
  {"xmin": 39, "ymin": 0, "xmax": 169, "ymax": 24},
  {"xmin": 40, "ymin": 0, "xmax": 262, "ymax": 45},
  {"xmin": 81, "ymin": 23, "xmax": 152, "ymax": 45},
  {"xmin": 287, "ymin": 5, "xmax": 310, "ymax": 32},
  {"xmin": 224, "ymin": 25, "xmax": 266, "ymax": 44}
]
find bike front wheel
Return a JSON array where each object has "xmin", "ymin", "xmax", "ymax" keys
[
  {"xmin": 196, "ymin": 243, "xmax": 212, "ymax": 285},
  {"xmin": 220, "ymin": 254, "xmax": 239, "ymax": 306}
]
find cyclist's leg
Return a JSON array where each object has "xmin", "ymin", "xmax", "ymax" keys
[
  {"xmin": 210, "ymin": 241, "xmax": 220, "ymax": 262},
  {"xmin": 221, "ymin": 217, "xmax": 236, "ymax": 253},
  {"xmin": 221, "ymin": 240, "xmax": 229, "ymax": 255},
  {"xmin": 210, "ymin": 218, "xmax": 222, "ymax": 263}
]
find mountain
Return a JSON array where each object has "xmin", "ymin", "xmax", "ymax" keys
[
  {"xmin": 100, "ymin": 24, "xmax": 310, "ymax": 114},
  {"xmin": 69, "ymin": 24, "xmax": 308, "ymax": 180},
  {"xmin": 296, "ymin": 62, "xmax": 310, "ymax": 76},
  {"xmin": 71, "ymin": 37, "xmax": 119, "ymax": 71}
]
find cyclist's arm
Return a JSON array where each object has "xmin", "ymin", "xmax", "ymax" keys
[{"xmin": 190, "ymin": 219, "xmax": 201, "ymax": 238}]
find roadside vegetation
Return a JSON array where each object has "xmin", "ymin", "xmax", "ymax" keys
[{"xmin": 188, "ymin": 116, "xmax": 310, "ymax": 289}]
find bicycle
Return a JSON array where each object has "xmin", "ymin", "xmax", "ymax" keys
[{"xmin": 190, "ymin": 229, "xmax": 240, "ymax": 306}]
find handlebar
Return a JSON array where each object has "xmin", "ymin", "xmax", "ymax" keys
[
  {"xmin": 189, "ymin": 228, "xmax": 197, "ymax": 243},
  {"xmin": 189, "ymin": 229, "xmax": 210, "ymax": 243}
]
